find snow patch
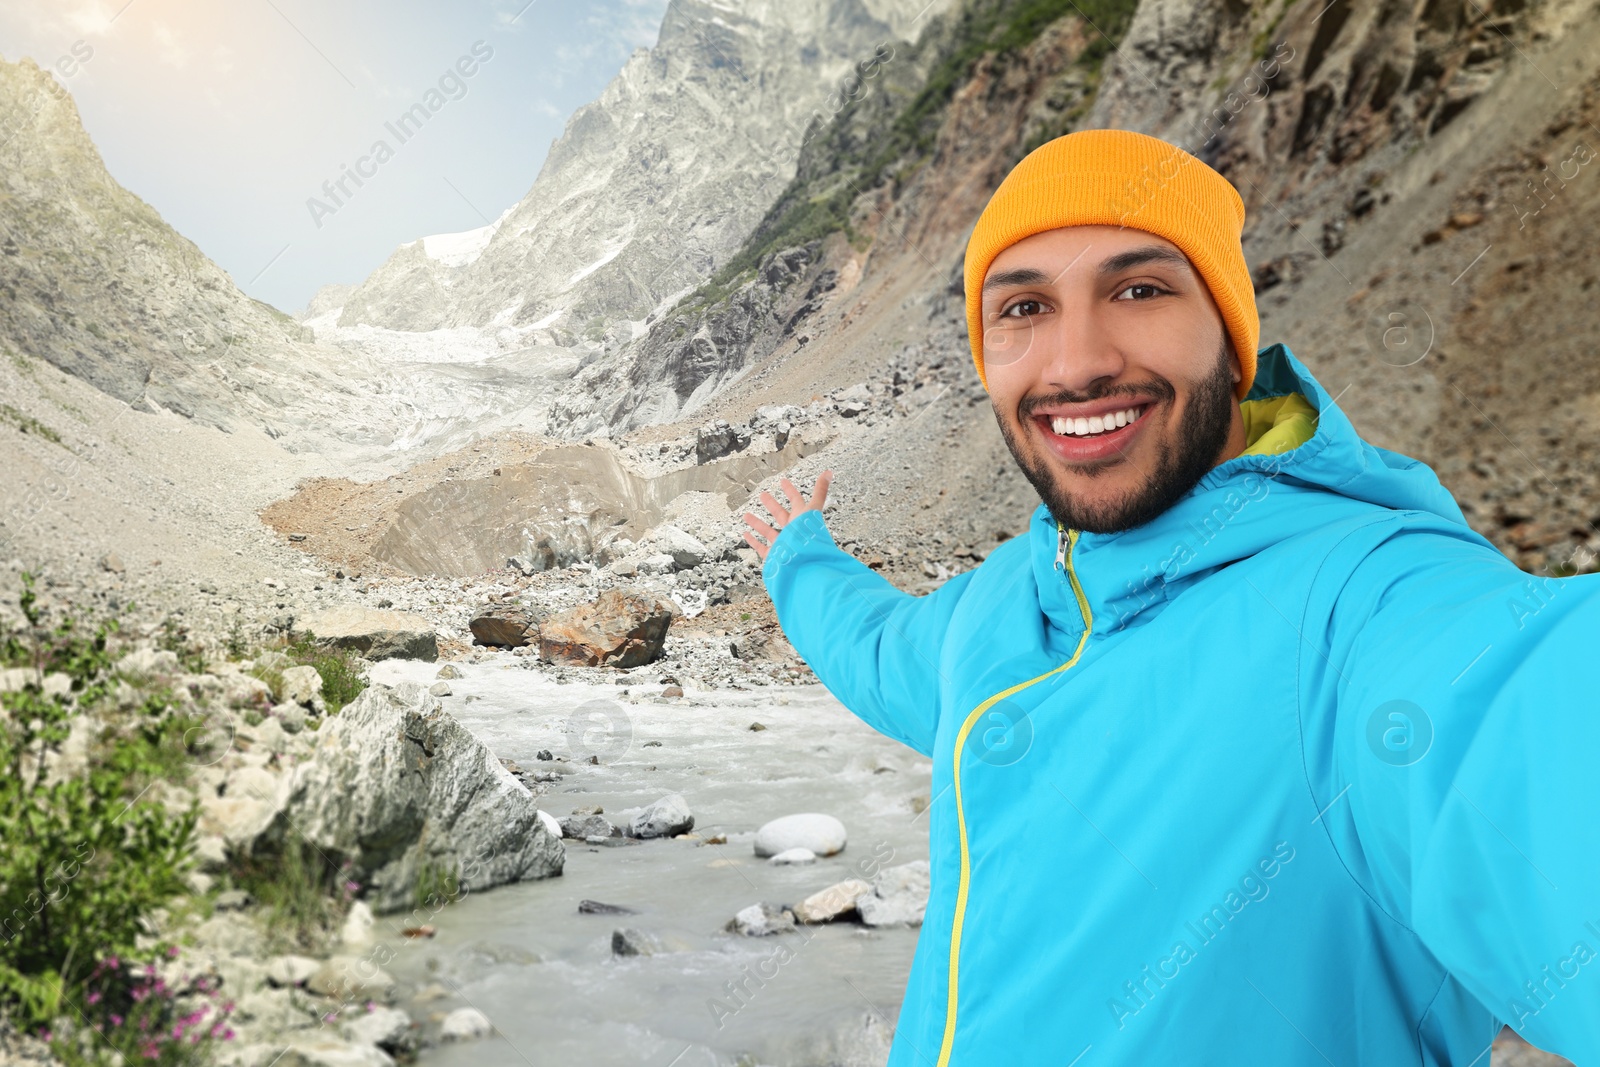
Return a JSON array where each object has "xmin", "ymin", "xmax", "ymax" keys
[
  {"xmin": 565, "ymin": 238, "xmax": 630, "ymax": 287},
  {"xmin": 419, "ymin": 206, "xmax": 514, "ymax": 269}
]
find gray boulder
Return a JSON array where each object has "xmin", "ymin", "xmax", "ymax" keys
[
  {"xmin": 627, "ymin": 794, "xmax": 694, "ymax": 838},
  {"xmin": 265, "ymin": 954, "xmax": 321, "ymax": 988},
  {"xmin": 305, "ymin": 956, "xmax": 397, "ymax": 1003},
  {"xmin": 295, "ymin": 607, "xmax": 437, "ymax": 662},
  {"xmin": 253, "ymin": 682, "xmax": 564, "ymax": 913},
  {"xmin": 611, "ymin": 927, "xmax": 661, "ymax": 957},
  {"xmin": 440, "ymin": 1007, "xmax": 493, "ymax": 1041},
  {"xmin": 651, "ymin": 525, "xmax": 709, "ymax": 569},
  {"xmin": 561, "ymin": 812, "xmax": 619, "ymax": 840},
  {"xmin": 727, "ymin": 902, "xmax": 796, "ymax": 936},
  {"xmin": 340, "ymin": 1006, "xmax": 415, "ymax": 1053},
  {"xmin": 857, "ymin": 860, "xmax": 930, "ymax": 927},
  {"xmin": 278, "ymin": 665, "xmax": 325, "ymax": 709}
]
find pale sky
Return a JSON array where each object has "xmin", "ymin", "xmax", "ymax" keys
[{"xmin": 0, "ymin": 0, "xmax": 671, "ymax": 313}]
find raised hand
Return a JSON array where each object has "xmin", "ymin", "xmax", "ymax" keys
[{"xmin": 740, "ymin": 470, "xmax": 834, "ymax": 562}]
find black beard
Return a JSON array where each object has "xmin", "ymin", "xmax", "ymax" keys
[{"xmin": 995, "ymin": 338, "xmax": 1237, "ymax": 535}]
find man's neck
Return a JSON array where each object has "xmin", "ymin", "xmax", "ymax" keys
[{"xmin": 1210, "ymin": 401, "xmax": 1249, "ymax": 469}]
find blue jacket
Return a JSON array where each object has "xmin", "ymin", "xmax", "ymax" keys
[{"xmin": 761, "ymin": 343, "xmax": 1600, "ymax": 1066}]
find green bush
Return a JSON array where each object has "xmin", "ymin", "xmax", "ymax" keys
[
  {"xmin": 0, "ymin": 575, "xmax": 201, "ymax": 1041},
  {"xmin": 285, "ymin": 632, "xmax": 367, "ymax": 713},
  {"xmin": 247, "ymin": 631, "xmax": 368, "ymax": 714}
]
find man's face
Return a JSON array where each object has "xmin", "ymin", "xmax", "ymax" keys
[{"xmin": 980, "ymin": 224, "xmax": 1246, "ymax": 534}]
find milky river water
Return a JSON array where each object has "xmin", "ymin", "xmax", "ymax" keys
[{"xmin": 366, "ymin": 656, "xmax": 935, "ymax": 1067}]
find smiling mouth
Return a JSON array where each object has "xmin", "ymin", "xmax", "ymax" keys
[
  {"xmin": 1026, "ymin": 401, "xmax": 1154, "ymax": 463},
  {"xmin": 1039, "ymin": 403, "xmax": 1150, "ymax": 438}
]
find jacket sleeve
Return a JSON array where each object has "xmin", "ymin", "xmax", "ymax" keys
[
  {"xmin": 760, "ymin": 507, "xmax": 976, "ymax": 757},
  {"xmin": 1307, "ymin": 515, "xmax": 1600, "ymax": 1060}
]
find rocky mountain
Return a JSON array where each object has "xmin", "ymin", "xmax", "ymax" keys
[
  {"xmin": 0, "ymin": 54, "xmax": 616, "ymax": 463},
  {"xmin": 328, "ymin": 0, "xmax": 954, "ymax": 344},
  {"xmin": 0, "ymin": 57, "xmax": 395, "ymax": 449}
]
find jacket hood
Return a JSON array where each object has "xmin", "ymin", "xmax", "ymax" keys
[{"xmin": 1027, "ymin": 342, "xmax": 1473, "ymax": 636}]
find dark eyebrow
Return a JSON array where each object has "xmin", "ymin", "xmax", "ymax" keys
[
  {"xmin": 982, "ymin": 267, "xmax": 1050, "ymax": 292},
  {"xmin": 982, "ymin": 245, "xmax": 1194, "ymax": 293},
  {"xmin": 1095, "ymin": 245, "xmax": 1194, "ymax": 280}
]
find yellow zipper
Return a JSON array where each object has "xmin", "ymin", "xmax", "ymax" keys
[{"xmin": 936, "ymin": 522, "xmax": 1094, "ymax": 1066}]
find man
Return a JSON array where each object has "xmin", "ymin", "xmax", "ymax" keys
[{"xmin": 740, "ymin": 128, "xmax": 1600, "ymax": 1066}]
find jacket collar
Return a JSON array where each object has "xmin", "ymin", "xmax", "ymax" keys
[{"xmin": 1026, "ymin": 343, "xmax": 1472, "ymax": 637}]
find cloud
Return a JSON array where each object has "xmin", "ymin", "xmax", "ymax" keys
[{"xmin": 151, "ymin": 23, "xmax": 188, "ymax": 68}]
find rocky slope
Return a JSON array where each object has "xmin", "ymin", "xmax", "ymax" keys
[{"xmin": 0, "ymin": 58, "xmax": 395, "ymax": 451}]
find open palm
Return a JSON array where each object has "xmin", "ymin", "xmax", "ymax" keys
[{"xmin": 740, "ymin": 471, "xmax": 834, "ymax": 561}]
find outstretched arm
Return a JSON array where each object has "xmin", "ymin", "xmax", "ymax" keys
[
  {"xmin": 742, "ymin": 473, "xmax": 975, "ymax": 757},
  {"xmin": 1302, "ymin": 515, "xmax": 1600, "ymax": 1059}
]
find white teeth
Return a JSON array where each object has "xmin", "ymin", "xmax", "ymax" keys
[{"xmin": 1048, "ymin": 405, "xmax": 1146, "ymax": 437}]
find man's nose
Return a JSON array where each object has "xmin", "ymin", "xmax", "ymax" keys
[{"xmin": 1037, "ymin": 304, "xmax": 1127, "ymax": 395}]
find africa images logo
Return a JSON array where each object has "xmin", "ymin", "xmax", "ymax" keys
[{"xmin": 1364, "ymin": 699, "xmax": 1433, "ymax": 767}]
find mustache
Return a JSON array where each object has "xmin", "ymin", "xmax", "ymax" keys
[{"xmin": 1018, "ymin": 378, "xmax": 1175, "ymax": 420}]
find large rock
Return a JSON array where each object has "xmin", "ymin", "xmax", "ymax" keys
[
  {"xmin": 696, "ymin": 421, "xmax": 752, "ymax": 464},
  {"xmin": 611, "ymin": 928, "xmax": 661, "ymax": 957},
  {"xmin": 199, "ymin": 764, "xmax": 293, "ymax": 848},
  {"xmin": 280, "ymin": 1035, "xmax": 395, "ymax": 1067},
  {"xmin": 651, "ymin": 525, "xmax": 709, "ymax": 569},
  {"xmin": 727, "ymin": 902, "xmax": 795, "ymax": 936},
  {"xmin": 793, "ymin": 879, "xmax": 872, "ymax": 924},
  {"xmin": 538, "ymin": 589, "xmax": 673, "ymax": 668},
  {"xmin": 439, "ymin": 1007, "xmax": 493, "ymax": 1041},
  {"xmin": 856, "ymin": 861, "xmax": 930, "ymax": 927},
  {"xmin": 305, "ymin": 956, "xmax": 397, "ymax": 1002},
  {"xmin": 341, "ymin": 1006, "xmax": 416, "ymax": 1053},
  {"xmin": 729, "ymin": 631, "xmax": 791, "ymax": 662},
  {"xmin": 560, "ymin": 812, "xmax": 619, "ymax": 840},
  {"xmin": 295, "ymin": 607, "xmax": 438, "ymax": 662},
  {"xmin": 265, "ymin": 955, "xmax": 321, "ymax": 988},
  {"xmin": 468, "ymin": 604, "xmax": 539, "ymax": 648},
  {"xmin": 249, "ymin": 682, "xmax": 564, "ymax": 913},
  {"xmin": 626, "ymin": 794, "xmax": 694, "ymax": 839},
  {"xmin": 278, "ymin": 665, "xmax": 325, "ymax": 709},
  {"xmin": 754, "ymin": 813, "xmax": 847, "ymax": 858}
]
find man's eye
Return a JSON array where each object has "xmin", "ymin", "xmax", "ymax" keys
[
  {"xmin": 1002, "ymin": 300, "xmax": 1045, "ymax": 318},
  {"xmin": 1116, "ymin": 283, "xmax": 1165, "ymax": 300}
]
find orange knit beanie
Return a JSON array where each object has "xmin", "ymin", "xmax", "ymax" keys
[{"xmin": 964, "ymin": 128, "xmax": 1259, "ymax": 401}]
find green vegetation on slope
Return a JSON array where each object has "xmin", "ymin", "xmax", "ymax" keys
[{"xmin": 683, "ymin": 0, "xmax": 1140, "ymax": 312}]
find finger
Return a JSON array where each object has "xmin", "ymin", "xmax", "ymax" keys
[
  {"xmin": 741, "ymin": 529, "xmax": 769, "ymax": 561},
  {"xmin": 812, "ymin": 469, "xmax": 834, "ymax": 510},
  {"xmin": 759, "ymin": 490, "xmax": 791, "ymax": 525},
  {"xmin": 742, "ymin": 512, "xmax": 778, "ymax": 542},
  {"xmin": 777, "ymin": 476, "xmax": 806, "ymax": 511}
]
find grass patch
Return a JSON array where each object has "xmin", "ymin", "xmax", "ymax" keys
[
  {"xmin": 244, "ymin": 630, "xmax": 369, "ymax": 714},
  {"xmin": 0, "ymin": 403, "xmax": 63, "ymax": 445},
  {"xmin": 229, "ymin": 840, "xmax": 354, "ymax": 955},
  {"xmin": 414, "ymin": 858, "xmax": 462, "ymax": 912}
]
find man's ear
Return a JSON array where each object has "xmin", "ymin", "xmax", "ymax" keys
[{"xmin": 1228, "ymin": 339, "xmax": 1242, "ymax": 385}]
